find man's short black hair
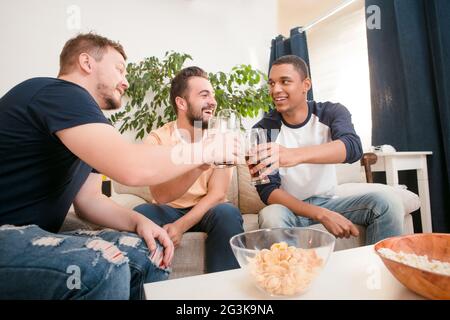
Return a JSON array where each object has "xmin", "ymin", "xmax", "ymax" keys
[
  {"xmin": 271, "ymin": 55, "xmax": 310, "ymax": 80},
  {"xmin": 170, "ymin": 66, "xmax": 208, "ymax": 115}
]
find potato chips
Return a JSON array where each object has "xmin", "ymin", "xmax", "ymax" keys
[{"xmin": 248, "ymin": 241, "xmax": 323, "ymax": 296}]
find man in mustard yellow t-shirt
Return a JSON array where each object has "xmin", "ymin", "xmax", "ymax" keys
[{"xmin": 134, "ymin": 67, "xmax": 244, "ymax": 273}]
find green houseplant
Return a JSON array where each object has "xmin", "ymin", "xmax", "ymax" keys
[{"xmin": 109, "ymin": 51, "xmax": 272, "ymax": 140}]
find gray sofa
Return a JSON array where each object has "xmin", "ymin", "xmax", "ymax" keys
[{"xmin": 61, "ymin": 161, "xmax": 420, "ymax": 279}]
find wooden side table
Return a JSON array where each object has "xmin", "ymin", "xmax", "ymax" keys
[{"xmin": 371, "ymin": 152, "xmax": 433, "ymax": 232}]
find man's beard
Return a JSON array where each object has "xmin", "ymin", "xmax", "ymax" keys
[
  {"xmin": 97, "ymin": 83, "xmax": 121, "ymax": 110},
  {"xmin": 186, "ymin": 104, "xmax": 210, "ymax": 130}
]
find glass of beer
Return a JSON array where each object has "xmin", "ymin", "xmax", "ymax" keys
[
  {"xmin": 244, "ymin": 128, "xmax": 270, "ymax": 185},
  {"xmin": 207, "ymin": 109, "xmax": 241, "ymax": 168}
]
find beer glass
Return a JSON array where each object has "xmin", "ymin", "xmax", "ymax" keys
[
  {"xmin": 207, "ymin": 109, "xmax": 241, "ymax": 168},
  {"xmin": 244, "ymin": 128, "xmax": 270, "ymax": 185}
]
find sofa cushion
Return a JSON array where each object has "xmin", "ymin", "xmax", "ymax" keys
[
  {"xmin": 236, "ymin": 165, "xmax": 265, "ymax": 214},
  {"xmin": 113, "ymin": 181, "xmax": 154, "ymax": 203},
  {"xmin": 334, "ymin": 183, "xmax": 420, "ymax": 215},
  {"xmin": 111, "ymin": 193, "xmax": 147, "ymax": 210},
  {"xmin": 335, "ymin": 161, "xmax": 366, "ymax": 184},
  {"xmin": 170, "ymin": 232, "xmax": 206, "ymax": 279},
  {"xmin": 243, "ymin": 213, "xmax": 259, "ymax": 232}
]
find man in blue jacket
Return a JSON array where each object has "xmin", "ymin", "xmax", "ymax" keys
[{"xmin": 250, "ymin": 55, "xmax": 403, "ymax": 244}]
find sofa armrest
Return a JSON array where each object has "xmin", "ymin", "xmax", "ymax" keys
[{"xmin": 335, "ymin": 183, "xmax": 420, "ymax": 216}]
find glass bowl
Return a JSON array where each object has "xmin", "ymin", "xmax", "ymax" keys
[{"xmin": 230, "ymin": 227, "xmax": 335, "ymax": 297}]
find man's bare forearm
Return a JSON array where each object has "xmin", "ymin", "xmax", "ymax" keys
[
  {"xmin": 74, "ymin": 194, "xmax": 144, "ymax": 232},
  {"xmin": 150, "ymin": 166, "xmax": 207, "ymax": 204},
  {"xmin": 121, "ymin": 143, "xmax": 207, "ymax": 186},
  {"xmin": 267, "ymin": 189, "xmax": 325, "ymax": 220},
  {"xmin": 292, "ymin": 140, "xmax": 347, "ymax": 165},
  {"xmin": 174, "ymin": 192, "xmax": 227, "ymax": 232},
  {"xmin": 56, "ymin": 124, "xmax": 207, "ymax": 187}
]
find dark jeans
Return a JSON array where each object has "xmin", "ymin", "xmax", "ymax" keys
[{"xmin": 134, "ymin": 202, "xmax": 244, "ymax": 273}]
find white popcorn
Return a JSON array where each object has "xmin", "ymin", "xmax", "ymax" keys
[
  {"xmin": 378, "ymin": 248, "xmax": 450, "ymax": 276},
  {"xmin": 248, "ymin": 242, "xmax": 324, "ymax": 296}
]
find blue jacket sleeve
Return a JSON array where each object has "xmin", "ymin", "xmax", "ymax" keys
[
  {"xmin": 255, "ymin": 171, "xmax": 281, "ymax": 205},
  {"xmin": 252, "ymin": 112, "xmax": 283, "ymax": 204},
  {"xmin": 328, "ymin": 104, "xmax": 363, "ymax": 163}
]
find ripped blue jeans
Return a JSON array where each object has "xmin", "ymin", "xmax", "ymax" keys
[{"xmin": 0, "ymin": 225, "xmax": 169, "ymax": 300}]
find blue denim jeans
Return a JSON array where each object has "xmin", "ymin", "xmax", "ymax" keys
[
  {"xmin": 258, "ymin": 191, "xmax": 404, "ymax": 245},
  {"xmin": 134, "ymin": 202, "xmax": 244, "ymax": 273},
  {"xmin": 0, "ymin": 225, "xmax": 169, "ymax": 300}
]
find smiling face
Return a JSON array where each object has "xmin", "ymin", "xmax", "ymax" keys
[
  {"xmin": 93, "ymin": 47, "xmax": 129, "ymax": 110},
  {"xmin": 268, "ymin": 63, "xmax": 311, "ymax": 114},
  {"xmin": 181, "ymin": 76, "xmax": 217, "ymax": 129}
]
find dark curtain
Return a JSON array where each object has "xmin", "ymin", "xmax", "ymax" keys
[
  {"xmin": 269, "ymin": 27, "xmax": 314, "ymax": 100},
  {"xmin": 366, "ymin": 0, "xmax": 450, "ymax": 232}
]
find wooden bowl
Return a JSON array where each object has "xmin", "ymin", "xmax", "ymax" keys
[{"xmin": 374, "ymin": 233, "xmax": 450, "ymax": 300}]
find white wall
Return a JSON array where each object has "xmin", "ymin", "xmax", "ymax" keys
[{"xmin": 0, "ymin": 0, "xmax": 277, "ymax": 96}]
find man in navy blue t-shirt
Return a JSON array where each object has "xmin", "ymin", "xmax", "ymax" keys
[
  {"xmin": 0, "ymin": 33, "xmax": 238, "ymax": 299},
  {"xmin": 249, "ymin": 55, "xmax": 403, "ymax": 245}
]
